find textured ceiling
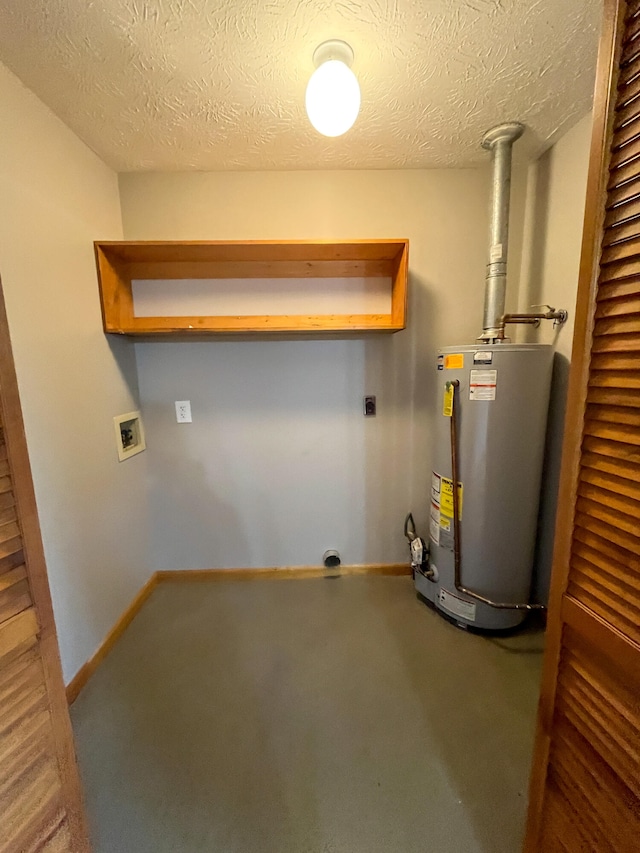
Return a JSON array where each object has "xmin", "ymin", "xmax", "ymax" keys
[{"xmin": 0, "ymin": 0, "xmax": 601, "ymax": 171}]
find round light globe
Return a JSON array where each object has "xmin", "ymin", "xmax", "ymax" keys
[{"xmin": 305, "ymin": 59, "xmax": 361, "ymax": 137}]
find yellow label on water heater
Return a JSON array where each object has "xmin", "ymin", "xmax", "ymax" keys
[
  {"xmin": 440, "ymin": 477, "xmax": 463, "ymax": 519},
  {"xmin": 444, "ymin": 353, "xmax": 464, "ymax": 370},
  {"xmin": 443, "ymin": 384, "xmax": 453, "ymax": 417}
]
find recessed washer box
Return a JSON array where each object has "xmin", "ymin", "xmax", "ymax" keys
[{"xmin": 114, "ymin": 411, "xmax": 146, "ymax": 461}]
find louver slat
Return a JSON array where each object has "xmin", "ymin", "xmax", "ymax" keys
[
  {"xmin": 626, "ymin": 0, "xmax": 640, "ymax": 21},
  {"xmin": 598, "ymin": 253, "xmax": 640, "ymax": 283},
  {"xmin": 581, "ymin": 448, "xmax": 640, "ymax": 482},
  {"xmin": 597, "ymin": 278, "xmax": 640, "ymax": 300},
  {"xmin": 605, "ymin": 172, "xmax": 640, "ymax": 204},
  {"xmin": 616, "ymin": 55, "xmax": 640, "ymax": 88},
  {"xmin": 620, "ymin": 36, "xmax": 640, "ymax": 70},
  {"xmin": 609, "ymin": 132, "xmax": 640, "ymax": 169},
  {"xmin": 611, "ymin": 109, "xmax": 640, "ymax": 145},
  {"xmin": 608, "ymin": 151, "xmax": 640, "ymax": 187},
  {"xmin": 587, "ymin": 399, "xmax": 640, "ymax": 420},
  {"xmin": 623, "ymin": 11, "xmax": 640, "ymax": 45},
  {"xmin": 601, "ymin": 234, "xmax": 640, "ymax": 263}
]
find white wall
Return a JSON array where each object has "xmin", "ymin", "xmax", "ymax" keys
[
  {"xmin": 0, "ymin": 63, "xmax": 150, "ymax": 681},
  {"xmin": 519, "ymin": 112, "xmax": 593, "ymax": 601},
  {"xmin": 120, "ymin": 169, "xmax": 503, "ymax": 571}
]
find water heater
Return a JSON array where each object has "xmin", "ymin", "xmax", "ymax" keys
[
  {"xmin": 412, "ymin": 121, "xmax": 567, "ymax": 631},
  {"xmin": 414, "ymin": 344, "xmax": 553, "ymax": 630}
]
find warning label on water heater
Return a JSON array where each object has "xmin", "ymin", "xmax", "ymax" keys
[
  {"xmin": 469, "ymin": 369, "xmax": 497, "ymax": 401},
  {"xmin": 429, "ymin": 472, "xmax": 463, "ymax": 551},
  {"xmin": 440, "ymin": 477, "xmax": 463, "ymax": 518},
  {"xmin": 438, "ymin": 589, "xmax": 477, "ymax": 622},
  {"xmin": 444, "ymin": 353, "xmax": 464, "ymax": 370},
  {"xmin": 442, "ymin": 384, "xmax": 454, "ymax": 417}
]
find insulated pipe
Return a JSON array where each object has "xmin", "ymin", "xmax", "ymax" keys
[{"xmin": 481, "ymin": 122, "xmax": 525, "ymax": 339}]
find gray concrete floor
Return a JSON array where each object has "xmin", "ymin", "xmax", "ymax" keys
[{"xmin": 70, "ymin": 576, "xmax": 544, "ymax": 853}]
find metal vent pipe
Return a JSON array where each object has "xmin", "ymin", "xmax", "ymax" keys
[{"xmin": 481, "ymin": 121, "xmax": 525, "ymax": 340}]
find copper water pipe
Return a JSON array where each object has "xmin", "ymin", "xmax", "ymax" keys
[{"xmin": 495, "ymin": 307, "xmax": 568, "ymax": 341}]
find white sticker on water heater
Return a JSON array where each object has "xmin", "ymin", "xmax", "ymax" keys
[
  {"xmin": 470, "ymin": 369, "xmax": 497, "ymax": 401},
  {"xmin": 438, "ymin": 589, "xmax": 477, "ymax": 622},
  {"xmin": 429, "ymin": 516, "xmax": 440, "ymax": 545},
  {"xmin": 431, "ymin": 472, "xmax": 441, "ymax": 502},
  {"xmin": 429, "ymin": 501, "xmax": 441, "ymax": 545}
]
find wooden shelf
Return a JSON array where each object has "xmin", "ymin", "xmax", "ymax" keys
[{"xmin": 94, "ymin": 240, "xmax": 408, "ymax": 337}]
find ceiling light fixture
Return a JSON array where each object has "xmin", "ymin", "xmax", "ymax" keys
[{"xmin": 305, "ymin": 40, "xmax": 361, "ymax": 138}]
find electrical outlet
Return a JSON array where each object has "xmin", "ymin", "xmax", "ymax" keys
[
  {"xmin": 363, "ymin": 395, "xmax": 376, "ymax": 416},
  {"xmin": 175, "ymin": 400, "xmax": 192, "ymax": 423}
]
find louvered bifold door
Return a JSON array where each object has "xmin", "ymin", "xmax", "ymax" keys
[
  {"xmin": 525, "ymin": 1, "xmax": 640, "ymax": 850},
  {"xmin": 0, "ymin": 276, "xmax": 89, "ymax": 852}
]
